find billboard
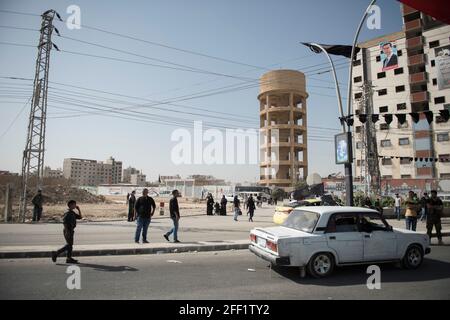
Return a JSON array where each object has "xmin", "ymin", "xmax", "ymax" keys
[
  {"xmin": 380, "ymin": 41, "xmax": 399, "ymax": 71},
  {"xmin": 335, "ymin": 132, "xmax": 352, "ymax": 165},
  {"xmin": 435, "ymin": 45, "xmax": 450, "ymax": 90}
]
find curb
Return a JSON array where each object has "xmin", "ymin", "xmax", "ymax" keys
[{"xmin": 0, "ymin": 242, "xmax": 250, "ymax": 259}]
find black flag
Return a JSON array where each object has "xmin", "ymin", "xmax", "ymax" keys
[
  {"xmin": 358, "ymin": 114, "xmax": 367, "ymax": 124},
  {"xmin": 384, "ymin": 114, "xmax": 393, "ymax": 125},
  {"xmin": 410, "ymin": 112, "xmax": 420, "ymax": 123},
  {"xmin": 424, "ymin": 111, "xmax": 433, "ymax": 124},
  {"xmin": 301, "ymin": 43, "xmax": 360, "ymax": 59},
  {"xmin": 396, "ymin": 114, "xmax": 407, "ymax": 125}
]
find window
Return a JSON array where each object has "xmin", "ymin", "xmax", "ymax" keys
[
  {"xmin": 355, "ymin": 126, "xmax": 362, "ymax": 133},
  {"xmin": 378, "ymin": 89, "xmax": 387, "ymax": 96},
  {"xmin": 354, "ymin": 92, "xmax": 362, "ymax": 99},
  {"xmin": 436, "ymin": 116, "xmax": 447, "ymax": 123},
  {"xmin": 431, "ymin": 60, "xmax": 435, "ymax": 67},
  {"xmin": 353, "ymin": 60, "xmax": 361, "ymax": 66},
  {"xmin": 382, "ymin": 175, "xmax": 393, "ymax": 179},
  {"xmin": 439, "ymin": 154, "xmax": 450, "ymax": 161},
  {"xmin": 359, "ymin": 213, "xmax": 389, "ymax": 232},
  {"xmin": 397, "ymin": 103, "xmax": 407, "ymax": 110},
  {"xmin": 397, "ymin": 50, "xmax": 403, "ymax": 57},
  {"xmin": 356, "ymin": 142, "xmax": 363, "ymax": 149},
  {"xmin": 354, "ymin": 76, "xmax": 362, "ymax": 83},
  {"xmin": 379, "ymin": 106, "xmax": 388, "ymax": 113},
  {"xmin": 382, "ymin": 158, "xmax": 392, "ymax": 165},
  {"xmin": 398, "ymin": 121, "xmax": 409, "ymax": 129},
  {"xmin": 394, "ymin": 67, "xmax": 404, "ymax": 75},
  {"xmin": 326, "ymin": 214, "xmax": 359, "ymax": 233},
  {"xmin": 376, "ymin": 56, "xmax": 381, "ymax": 62},
  {"xmin": 357, "ymin": 160, "xmax": 365, "ymax": 166},
  {"xmin": 429, "ymin": 40, "xmax": 440, "ymax": 48},
  {"xmin": 434, "ymin": 96, "xmax": 445, "ymax": 104},
  {"xmin": 400, "ymin": 158, "xmax": 411, "ymax": 165},
  {"xmin": 380, "ymin": 123, "xmax": 390, "ymax": 130},
  {"xmin": 437, "ymin": 133, "xmax": 449, "ymax": 142},
  {"xmin": 283, "ymin": 210, "xmax": 319, "ymax": 233},
  {"xmin": 399, "ymin": 138, "xmax": 410, "ymax": 145},
  {"xmin": 441, "ymin": 174, "xmax": 450, "ymax": 179},
  {"xmin": 401, "ymin": 175, "xmax": 412, "ymax": 179},
  {"xmin": 396, "ymin": 85, "xmax": 405, "ymax": 93},
  {"xmin": 432, "ymin": 78, "xmax": 437, "ymax": 86},
  {"xmin": 381, "ymin": 139, "xmax": 392, "ymax": 147},
  {"xmin": 377, "ymin": 72, "xmax": 386, "ymax": 79}
]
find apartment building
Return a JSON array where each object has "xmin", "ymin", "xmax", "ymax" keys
[
  {"xmin": 352, "ymin": 8, "xmax": 450, "ymax": 183},
  {"xmin": 63, "ymin": 157, "xmax": 122, "ymax": 186}
]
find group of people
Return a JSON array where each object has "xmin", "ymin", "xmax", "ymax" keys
[
  {"xmin": 205, "ymin": 193, "xmax": 256, "ymax": 222},
  {"xmin": 51, "ymin": 188, "xmax": 182, "ymax": 264},
  {"xmin": 394, "ymin": 190, "xmax": 444, "ymax": 245}
]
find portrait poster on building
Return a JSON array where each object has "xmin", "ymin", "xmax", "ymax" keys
[
  {"xmin": 435, "ymin": 45, "xmax": 450, "ymax": 90},
  {"xmin": 380, "ymin": 41, "xmax": 399, "ymax": 71}
]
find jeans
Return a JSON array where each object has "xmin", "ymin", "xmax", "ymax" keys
[
  {"xmin": 405, "ymin": 216, "xmax": 417, "ymax": 231},
  {"xmin": 135, "ymin": 216, "xmax": 151, "ymax": 242},
  {"xmin": 234, "ymin": 207, "xmax": 240, "ymax": 221},
  {"xmin": 166, "ymin": 218, "xmax": 179, "ymax": 241},
  {"xmin": 420, "ymin": 207, "xmax": 427, "ymax": 221},
  {"xmin": 395, "ymin": 206, "xmax": 401, "ymax": 220},
  {"xmin": 32, "ymin": 206, "xmax": 42, "ymax": 221},
  {"xmin": 56, "ymin": 228, "xmax": 74, "ymax": 258}
]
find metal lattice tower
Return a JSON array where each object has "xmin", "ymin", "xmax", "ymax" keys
[{"xmin": 19, "ymin": 10, "xmax": 61, "ymax": 222}]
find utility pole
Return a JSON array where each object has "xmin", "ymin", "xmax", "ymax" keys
[{"xmin": 19, "ymin": 10, "xmax": 61, "ymax": 222}]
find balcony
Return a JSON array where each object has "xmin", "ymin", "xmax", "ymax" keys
[
  {"xmin": 404, "ymin": 18, "xmax": 422, "ymax": 32},
  {"xmin": 406, "ymin": 36, "xmax": 424, "ymax": 50},
  {"xmin": 410, "ymin": 91, "xmax": 429, "ymax": 104},
  {"xmin": 408, "ymin": 53, "xmax": 425, "ymax": 66},
  {"xmin": 402, "ymin": 4, "xmax": 418, "ymax": 16},
  {"xmin": 410, "ymin": 72, "xmax": 427, "ymax": 85}
]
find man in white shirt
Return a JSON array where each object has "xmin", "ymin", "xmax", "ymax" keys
[{"xmin": 394, "ymin": 193, "xmax": 402, "ymax": 220}]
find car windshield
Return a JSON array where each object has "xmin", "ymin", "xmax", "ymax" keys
[{"xmin": 282, "ymin": 209, "xmax": 319, "ymax": 233}]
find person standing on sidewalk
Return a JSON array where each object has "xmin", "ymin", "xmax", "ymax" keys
[
  {"xmin": 51, "ymin": 200, "xmax": 82, "ymax": 264},
  {"xmin": 164, "ymin": 189, "xmax": 181, "ymax": 243},
  {"xmin": 206, "ymin": 193, "xmax": 214, "ymax": 216},
  {"xmin": 220, "ymin": 195, "xmax": 228, "ymax": 216},
  {"xmin": 127, "ymin": 190, "xmax": 136, "ymax": 222},
  {"xmin": 427, "ymin": 190, "xmax": 444, "ymax": 245},
  {"xmin": 419, "ymin": 192, "xmax": 429, "ymax": 222},
  {"xmin": 134, "ymin": 188, "xmax": 155, "ymax": 244},
  {"xmin": 394, "ymin": 193, "xmax": 402, "ymax": 220},
  {"xmin": 247, "ymin": 195, "xmax": 256, "ymax": 222},
  {"xmin": 404, "ymin": 190, "xmax": 419, "ymax": 231},
  {"xmin": 31, "ymin": 189, "xmax": 44, "ymax": 222},
  {"xmin": 233, "ymin": 195, "xmax": 241, "ymax": 221}
]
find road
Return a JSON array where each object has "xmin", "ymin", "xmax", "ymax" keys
[{"xmin": 1, "ymin": 246, "xmax": 449, "ymax": 300}]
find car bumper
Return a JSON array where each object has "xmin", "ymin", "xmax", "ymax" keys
[
  {"xmin": 249, "ymin": 244, "xmax": 290, "ymax": 266},
  {"xmin": 425, "ymin": 247, "xmax": 431, "ymax": 255}
]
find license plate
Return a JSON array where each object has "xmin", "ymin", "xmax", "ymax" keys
[{"xmin": 257, "ymin": 237, "xmax": 266, "ymax": 248}]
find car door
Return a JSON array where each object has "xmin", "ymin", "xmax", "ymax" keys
[
  {"xmin": 359, "ymin": 212, "xmax": 397, "ymax": 261},
  {"xmin": 326, "ymin": 213, "xmax": 363, "ymax": 263}
]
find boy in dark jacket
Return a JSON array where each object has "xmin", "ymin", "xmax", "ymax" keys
[
  {"xmin": 164, "ymin": 190, "xmax": 181, "ymax": 243},
  {"xmin": 52, "ymin": 200, "xmax": 82, "ymax": 264}
]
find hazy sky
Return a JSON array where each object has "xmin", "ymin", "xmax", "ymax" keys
[{"xmin": 0, "ymin": 0, "xmax": 403, "ymax": 183}]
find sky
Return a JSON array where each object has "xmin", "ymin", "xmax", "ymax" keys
[{"xmin": 0, "ymin": 0, "xmax": 404, "ymax": 183}]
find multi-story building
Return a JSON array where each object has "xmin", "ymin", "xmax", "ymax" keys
[
  {"xmin": 122, "ymin": 166, "xmax": 140, "ymax": 183},
  {"xmin": 130, "ymin": 173, "xmax": 146, "ymax": 186},
  {"xmin": 63, "ymin": 157, "xmax": 122, "ymax": 186},
  {"xmin": 352, "ymin": 7, "xmax": 450, "ymax": 186},
  {"xmin": 43, "ymin": 166, "xmax": 63, "ymax": 179}
]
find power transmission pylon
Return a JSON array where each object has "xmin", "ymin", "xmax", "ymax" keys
[{"xmin": 19, "ymin": 10, "xmax": 61, "ymax": 222}]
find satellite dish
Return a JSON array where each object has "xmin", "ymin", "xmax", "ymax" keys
[{"xmin": 306, "ymin": 173, "xmax": 322, "ymax": 186}]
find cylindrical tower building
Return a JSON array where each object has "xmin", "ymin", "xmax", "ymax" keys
[{"xmin": 258, "ymin": 70, "xmax": 308, "ymax": 189}]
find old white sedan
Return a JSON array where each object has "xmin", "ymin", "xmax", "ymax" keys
[{"xmin": 249, "ymin": 206, "xmax": 431, "ymax": 278}]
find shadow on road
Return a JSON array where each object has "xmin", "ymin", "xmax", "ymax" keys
[
  {"xmin": 56, "ymin": 263, "xmax": 138, "ymax": 272},
  {"xmin": 271, "ymin": 258, "xmax": 450, "ymax": 286}
]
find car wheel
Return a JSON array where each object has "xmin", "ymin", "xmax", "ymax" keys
[
  {"xmin": 402, "ymin": 244, "xmax": 424, "ymax": 269},
  {"xmin": 307, "ymin": 252, "xmax": 335, "ymax": 278}
]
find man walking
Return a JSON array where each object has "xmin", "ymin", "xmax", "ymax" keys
[
  {"xmin": 51, "ymin": 200, "xmax": 82, "ymax": 264},
  {"xmin": 164, "ymin": 189, "xmax": 181, "ymax": 243},
  {"xmin": 127, "ymin": 190, "xmax": 136, "ymax": 222},
  {"xmin": 134, "ymin": 188, "xmax": 155, "ymax": 244},
  {"xmin": 233, "ymin": 195, "xmax": 241, "ymax": 222},
  {"xmin": 427, "ymin": 190, "xmax": 444, "ymax": 245},
  {"xmin": 247, "ymin": 195, "xmax": 256, "ymax": 222},
  {"xmin": 404, "ymin": 190, "xmax": 419, "ymax": 231},
  {"xmin": 31, "ymin": 189, "xmax": 44, "ymax": 222},
  {"xmin": 394, "ymin": 193, "xmax": 402, "ymax": 220}
]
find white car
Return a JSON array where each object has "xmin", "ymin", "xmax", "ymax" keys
[{"xmin": 249, "ymin": 206, "xmax": 431, "ymax": 278}]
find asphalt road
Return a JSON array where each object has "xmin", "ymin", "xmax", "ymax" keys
[{"xmin": 1, "ymin": 246, "xmax": 449, "ymax": 300}]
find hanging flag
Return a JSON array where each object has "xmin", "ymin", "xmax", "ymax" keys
[
  {"xmin": 439, "ymin": 109, "xmax": 449, "ymax": 122},
  {"xmin": 371, "ymin": 114, "xmax": 380, "ymax": 123},
  {"xmin": 396, "ymin": 114, "xmax": 407, "ymax": 125},
  {"xmin": 424, "ymin": 111, "xmax": 434, "ymax": 124},
  {"xmin": 301, "ymin": 43, "xmax": 360, "ymax": 59},
  {"xmin": 383, "ymin": 114, "xmax": 393, "ymax": 125},
  {"xmin": 410, "ymin": 112, "xmax": 420, "ymax": 123},
  {"xmin": 358, "ymin": 114, "xmax": 367, "ymax": 124}
]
